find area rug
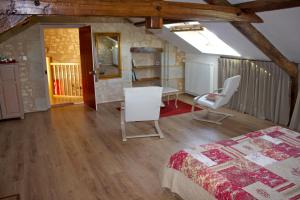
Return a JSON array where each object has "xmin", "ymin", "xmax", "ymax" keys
[
  {"xmin": 117, "ymin": 100, "xmax": 201, "ymax": 118},
  {"xmin": 160, "ymin": 99, "xmax": 201, "ymax": 118}
]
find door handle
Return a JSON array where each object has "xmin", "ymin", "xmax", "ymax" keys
[{"xmin": 89, "ymin": 70, "xmax": 96, "ymax": 75}]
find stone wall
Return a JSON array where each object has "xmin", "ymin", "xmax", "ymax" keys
[
  {"xmin": 90, "ymin": 20, "xmax": 165, "ymax": 104},
  {"xmin": 44, "ymin": 28, "xmax": 80, "ymax": 63},
  {"xmin": 163, "ymin": 44, "xmax": 185, "ymax": 91},
  {"xmin": 0, "ymin": 17, "xmax": 186, "ymax": 113},
  {"xmin": 90, "ymin": 19, "xmax": 186, "ymax": 105},
  {"xmin": 0, "ymin": 25, "xmax": 48, "ymax": 113}
]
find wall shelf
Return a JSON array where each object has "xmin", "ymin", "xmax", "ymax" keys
[
  {"xmin": 130, "ymin": 47, "xmax": 163, "ymax": 53},
  {"xmin": 133, "ymin": 77, "xmax": 160, "ymax": 83},
  {"xmin": 133, "ymin": 65, "xmax": 160, "ymax": 70},
  {"xmin": 131, "ymin": 47, "xmax": 162, "ymax": 87}
]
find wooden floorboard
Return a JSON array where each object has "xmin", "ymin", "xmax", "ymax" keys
[{"xmin": 0, "ymin": 95, "xmax": 274, "ymax": 200}]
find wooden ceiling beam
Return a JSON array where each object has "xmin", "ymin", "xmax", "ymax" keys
[
  {"xmin": 205, "ymin": 0, "xmax": 298, "ymax": 77},
  {"xmin": 206, "ymin": 0, "xmax": 300, "ymax": 12},
  {"xmin": 0, "ymin": 15, "xmax": 30, "ymax": 31},
  {"xmin": 204, "ymin": 0, "xmax": 298, "ymax": 78},
  {"xmin": 235, "ymin": 0, "xmax": 300, "ymax": 13},
  {"xmin": 0, "ymin": 0, "xmax": 262, "ymax": 23},
  {"xmin": 133, "ymin": 19, "xmax": 192, "ymax": 27},
  {"xmin": 231, "ymin": 22, "xmax": 298, "ymax": 78},
  {"xmin": 145, "ymin": 17, "xmax": 163, "ymax": 29},
  {"xmin": 0, "ymin": 15, "xmax": 32, "ymax": 41}
]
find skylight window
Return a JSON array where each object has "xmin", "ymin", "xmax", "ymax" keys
[{"xmin": 165, "ymin": 22, "xmax": 241, "ymax": 57}]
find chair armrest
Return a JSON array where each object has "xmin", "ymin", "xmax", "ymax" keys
[
  {"xmin": 213, "ymin": 88, "xmax": 224, "ymax": 93},
  {"xmin": 194, "ymin": 92, "xmax": 226, "ymax": 103},
  {"xmin": 194, "ymin": 93, "xmax": 209, "ymax": 103},
  {"xmin": 213, "ymin": 88, "xmax": 226, "ymax": 97}
]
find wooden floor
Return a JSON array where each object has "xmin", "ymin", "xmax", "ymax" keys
[
  {"xmin": 51, "ymin": 95, "xmax": 83, "ymax": 106},
  {"xmin": 0, "ymin": 95, "xmax": 274, "ymax": 200}
]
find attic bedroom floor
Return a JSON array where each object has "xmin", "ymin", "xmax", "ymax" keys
[{"xmin": 0, "ymin": 95, "xmax": 274, "ymax": 200}]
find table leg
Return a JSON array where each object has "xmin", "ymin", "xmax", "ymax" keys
[
  {"xmin": 175, "ymin": 93, "xmax": 178, "ymax": 108},
  {"xmin": 167, "ymin": 95, "xmax": 170, "ymax": 105}
]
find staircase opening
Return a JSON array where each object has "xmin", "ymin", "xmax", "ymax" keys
[{"xmin": 43, "ymin": 28, "xmax": 83, "ymax": 106}]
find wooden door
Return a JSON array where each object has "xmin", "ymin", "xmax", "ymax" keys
[
  {"xmin": 0, "ymin": 64, "xmax": 24, "ymax": 119},
  {"xmin": 79, "ymin": 26, "xmax": 96, "ymax": 109}
]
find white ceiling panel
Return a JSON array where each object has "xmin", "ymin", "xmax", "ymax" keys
[
  {"xmin": 201, "ymin": 22, "xmax": 269, "ymax": 60},
  {"xmin": 254, "ymin": 7, "xmax": 300, "ymax": 63}
]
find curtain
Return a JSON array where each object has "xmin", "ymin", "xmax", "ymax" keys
[
  {"xmin": 219, "ymin": 58, "xmax": 291, "ymax": 126},
  {"xmin": 289, "ymin": 64, "xmax": 300, "ymax": 131}
]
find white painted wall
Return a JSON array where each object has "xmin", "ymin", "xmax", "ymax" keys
[{"xmin": 254, "ymin": 7, "xmax": 300, "ymax": 63}]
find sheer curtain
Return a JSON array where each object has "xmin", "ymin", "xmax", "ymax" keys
[
  {"xmin": 219, "ymin": 58, "xmax": 291, "ymax": 126},
  {"xmin": 289, "ymin": 64, "xmax": 300, "ymax": 131}
]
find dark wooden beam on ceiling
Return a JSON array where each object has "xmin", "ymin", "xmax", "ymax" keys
[
  {"xmin": 0, "ymin": 15, "xmax": 31, "ymax": 35},
  {"xmin": 205, "ymin": 0, "xmax": 298, "ymax": 122},
  {"xmin": 0, "ymin": 0, "xmax": 262, "ymax": 23},
  {"xmin": 231, "ymin": 22, "xmax": 298, "ymax": 78},
  {"xmin": 235, "ymin": 0, "xmax": 300, "ymax": 13},
  {"xmin": 205, "ymin": 0, "xmax": 231, "ymax": 6},
  {"xmin": 134, "ymin": 19, "xmax": 192, "ymax": 27},
  {"xmin": 145, "ymin": 16, "xmax": 163, "ymax": 29},
  {"xmin": 0, "ymin": 15, "xmax": 33, "ymax": 43}
]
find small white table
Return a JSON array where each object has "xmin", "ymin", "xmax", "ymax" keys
[{"xmin": 162, "ymin": 87, "xmax": 179, "ymax": 108}]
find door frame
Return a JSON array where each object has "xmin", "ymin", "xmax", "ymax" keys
[{"xmin": 39, "ymin": 24, "xmax": 96, "ymax": 110}]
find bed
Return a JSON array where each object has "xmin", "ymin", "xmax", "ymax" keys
[{"xmin": 161, "ymin": 126, "xmax": 300, "ymax": 200}]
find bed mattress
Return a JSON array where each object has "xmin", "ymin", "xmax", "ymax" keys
[{"xmin": 161, "ymin": 126, "xmax": 300, "ymax": 200}]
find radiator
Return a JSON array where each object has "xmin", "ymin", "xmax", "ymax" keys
[{"xmin": 185, "ymin": 62, "xmax": 214, "ymax": 96}]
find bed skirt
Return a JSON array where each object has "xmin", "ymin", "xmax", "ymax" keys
[{"xmin": 161, "ymin": 167, "xmax": 216, "ymax": 200}]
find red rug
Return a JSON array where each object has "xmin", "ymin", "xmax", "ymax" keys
[
  {"xmin": 160, "ymin": 99, "xmax": 201, "ymax": 118},
  {"xmin": 117, "ymin": 100, "xmax": 201, "ymax": 118}
]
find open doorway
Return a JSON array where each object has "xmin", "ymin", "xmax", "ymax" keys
[
  {"xmin": 42, "ymin": 25, "xmax": 96, "ymax": 110},
  {"xmin": 43, "ymin": 28, "xmax": 83, "ymax": 106}
]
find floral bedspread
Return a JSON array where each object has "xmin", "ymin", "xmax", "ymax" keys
[{"xmin": 168, "ymin": 126, "xmax": 300, "ymax": 200}]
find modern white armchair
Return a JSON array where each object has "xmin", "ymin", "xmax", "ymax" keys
[
  {"xmin": 192, "ymin": 75, "xmax": 241, "ymax": 125},
  {"xmin": 121, "ymin": 86, "xmax": 164, "ymax": 141}
]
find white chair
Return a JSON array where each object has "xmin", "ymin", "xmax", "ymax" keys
[
  {"xmin": 192, "ymin": 75, "xmax": 241, "ymax": 125},
  {"xmin": 121, "ymin": 86, "xmax": 164, "ymax": 141}
]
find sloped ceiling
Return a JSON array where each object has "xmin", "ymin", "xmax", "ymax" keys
[
  {"xmin": 254, "ymin": 7, "xmax": 300, "ymax": 63},
  {"xmin": 200, "ymin": 22, "xmax": 269, "ymax": 60},
  {"xmin": 157, "ymin": 0, "xmax": 300, "ymax": 63}
]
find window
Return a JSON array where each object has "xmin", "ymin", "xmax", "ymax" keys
[{"xmin": 165, "ymin": 22, "xmax": 241, "ymax": 57}]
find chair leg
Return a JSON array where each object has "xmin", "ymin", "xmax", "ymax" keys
[
  {"xmin": 191, "ymin": 101, "xmax": 196, "ymax": 112},
  {"xmin": 209, "ymin": 110, "xmax": 234, "ymax": 117},
  {"xmin": 192, "ymin": 109, "xmax": 222, "ymax": 125},
  {"xmin": 154, "ymin": 120, "xmax": 164, "ymax": 139},
  {"xmin": 121, "ymin": 109, "xmax": 127, "ymax": 142},
  {"xmin": 191, "ymin": 102, "xmax": 207, "ymax": 116},
  {"xmin": 175, "ymin": 93, "xmax": 178, "ymax": 108},
  {"xmin": 192, "ymin": 105, "xmax": 232, "ymax": 125},
  {"xmin": 193, "ymin": 114, "xmax": 223, "ymax": 125}
]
